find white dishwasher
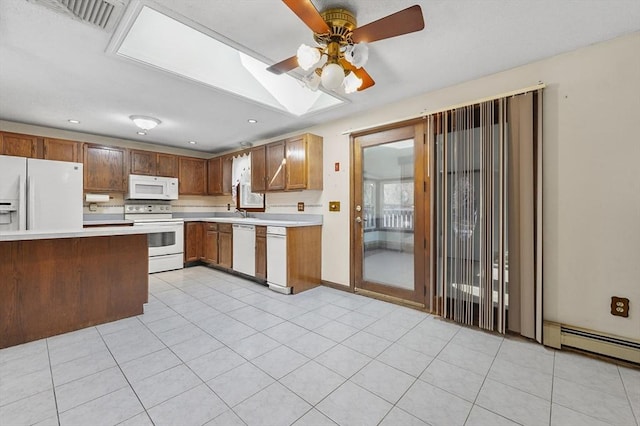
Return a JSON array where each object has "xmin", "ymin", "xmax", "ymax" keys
[
  {"xmin": 266, "ymin": 226, "xmax": 290, "ymax": 294},
  {"xmin": 232, "ymin": 224, "xmax": 255, "ymax": 276}
]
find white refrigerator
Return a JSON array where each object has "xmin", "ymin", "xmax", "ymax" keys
[{"xmin": 0, "ymin": 155, "xmax": 83, "ymax": 232}]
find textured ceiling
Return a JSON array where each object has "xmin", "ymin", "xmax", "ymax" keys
[{"xmin": 1, "ymin": 0, "xmax": 639, "ymax": 153}]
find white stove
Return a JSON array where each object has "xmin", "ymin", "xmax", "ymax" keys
[{"xmin": 125, "ymin": 203, "xmax": 184, "ymax": 273}]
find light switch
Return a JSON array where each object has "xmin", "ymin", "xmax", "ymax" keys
[{"xmin": 329, "ymin": 201, "xmax": 340, "ymax": 212}]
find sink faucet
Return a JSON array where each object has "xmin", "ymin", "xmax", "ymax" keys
[{"xmin": 236, "ymin": 208, "xmax": 248, "ymax": 218}]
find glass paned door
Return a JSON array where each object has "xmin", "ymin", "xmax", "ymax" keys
[{"xmin": 353, "ymin": 124, "xmax": 428, "ymax": 304}]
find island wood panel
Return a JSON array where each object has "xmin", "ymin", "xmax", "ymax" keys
[
  {"xmin": 0, "ymin": 234, "xmax": 148, "ymax": 349},
  {"xmin": 287, "ymin": 225, "xmax": 322, "ymax": 294}
]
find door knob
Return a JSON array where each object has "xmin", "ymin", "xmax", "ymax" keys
[
  {"xmin": 355, "ymin": 205, "xmax": 362, "ymax": 212},
  {"xmin": 355, "ymin": 217, "xmax": 362, "ymax": 223}
]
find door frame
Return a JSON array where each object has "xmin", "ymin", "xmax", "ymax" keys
[{"xmin": 350, "ymin": 120, "xmax": 430, "ymax": 305}]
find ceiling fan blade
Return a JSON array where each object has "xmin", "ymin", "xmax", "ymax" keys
[
  {"xmin": 351, "ymin": 5, "xmax": 425, "ymax": 43},
  {"xmin": 340, "ymin": 59, "xmax": 375, "ymax": 91},
  {"xmin": 282, "ymin": 0, "xmax": 330, "ymax": 34},
  {"xmin": 353, "ymin": 67, "xmax": 375, "ymax": 91},
  {"xmin": 266, "ymin": 56, "xmax": 299, "ymax": 74}
]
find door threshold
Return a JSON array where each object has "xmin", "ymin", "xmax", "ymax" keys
[{"xmin": 355, "ymin": 288, "xmax": 425, "ymax": 310}]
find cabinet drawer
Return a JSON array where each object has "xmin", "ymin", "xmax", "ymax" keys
[
  {"xmin": 218, "ymin": 223, "xmax": 233, "ymax": 233},
  {"xmin": 205, "ymin": 223, "xmax": 218, "ymax": 231},
  {"xmin": 255, "ymin": 226, "xmax": 267, "ymax": 237}
]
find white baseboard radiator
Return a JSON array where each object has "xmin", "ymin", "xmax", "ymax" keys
[{"xmin": 544, "ymin": 321, "xmax": 640, "ymax": 364}]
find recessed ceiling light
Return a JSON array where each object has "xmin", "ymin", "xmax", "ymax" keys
[
  {"xmin": 137, "ymin": 131, "xmax": 147, "ymax": 136},
  {"xmin": 68, "ymin": 119, "xmax": 80, "ymax": 124},
  {"xmin": 188, "ymin": 141, "xmax": 197, "ymax": 145},
  {"xmin": 247, "ymin": 119, "xmax": 258, "ymax": 124}
]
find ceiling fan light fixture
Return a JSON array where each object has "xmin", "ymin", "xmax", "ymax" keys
[
  {"xmin": 296, "ymin": 44, "xmax": 321, "ymax": 71},
  {"xmin": 321, "ymin": 63, "xmax": 345, "ymax": 90},
  {"xmin": 130, "ymin": 115, "xmax": 161, "ymax": 131},
  {"xmin": 344, "ymin": 43, "xmax": 369, "ymax": 69},
  {"xmin": 343, "ymin": 71, "xmax": 363, "ymax": 94}
]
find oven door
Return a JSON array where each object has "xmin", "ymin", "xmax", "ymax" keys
[{"xmin": 135, "ymin": 222, "xmax": 184, "ymax": 257}]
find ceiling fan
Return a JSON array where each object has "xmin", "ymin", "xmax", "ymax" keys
[{"xmin": 267, "ymin": 0, "xmax": 425, "ymax": 93}]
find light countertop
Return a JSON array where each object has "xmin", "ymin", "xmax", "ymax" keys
[
  {"xmin": 182, "ymin": 217, "xmax": 322, "ymax": 227},
  {"xmin": 0, "ymin": 225, "xmax": 171, "ymax": 242}
]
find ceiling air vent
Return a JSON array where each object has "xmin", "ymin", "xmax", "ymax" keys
[{"xmin": 27, "ymin": 0, "xmax": 125, "ymax": 31}]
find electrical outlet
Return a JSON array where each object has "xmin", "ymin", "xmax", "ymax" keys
[
  {"xmin": 227, "ymin": 203, "xmax": 230, "ymax": 211},
  {"xmin": 297, "ymin": 202, "xmax": 304, "ymax": 211},
  {"xmin": 611, "ymin": 296, "xmax": 629, "ymax": 317}
]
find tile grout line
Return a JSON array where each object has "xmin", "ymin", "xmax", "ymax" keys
[
  {"xmin": 44, "ymin": 339, "xmax": 62, "ymax": 426},
  {"xmin": 617, "ymin": 365, "xmax": 640, "ymax": 426}
]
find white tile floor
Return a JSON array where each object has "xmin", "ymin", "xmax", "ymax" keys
[{"xmin": 1, "ymin": 266, "xmax": 638, "ymax": 426}]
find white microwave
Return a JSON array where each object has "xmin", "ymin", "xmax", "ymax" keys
[{"xmin": 126, "ymin": 174, "xmax": 179, "ymax": 200}]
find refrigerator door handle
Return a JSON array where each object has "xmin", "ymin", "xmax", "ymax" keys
[
  {"xmin": 18, "ymin": 174, "xmax": 26, "ymax": 230},
  {"xmin": 28, "ymin": 176, "xmax": 35, "ymax": 230}
]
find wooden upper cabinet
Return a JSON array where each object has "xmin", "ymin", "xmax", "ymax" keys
[
  {"xmin": 130, "ymin": 149, "xmax": 156, "ymax": 175},
  {"xmin": 1, "ymin": 132, "xmax": 39, "ymax": 158},
  {"xmin": 157, "ymin": 153, "xmax": 178, "ymax": 178},
  {"xmin": 207, "ymin": 155, "xmax": 233, "ymax": 195},
  {"xmin": 178, "ymin": 156, "xmax": 207, "ymax": 195},
  {"xmin": 83, "ymin": 144, "xmax": 127, "ymax": 192},
  {"xmin": 251, "ymin": 145, "xmax": 267, "ymax": 193},
  {"xmin": 43, "ymin": 138, "xmax": 80, "ymax": 162},
  {"xmin": 130, "ymin": 150, "xmax": 178, "ymax": 178},
  {"xmin": 266, "ymin": 141, "xmax": 286, "ymax": 191},
  {"xmin": 250, "ymin": 133, "xmax": 323, "ymax": 193},
  {"xmin": 207, "ymin": 156, "xmax": 222, "ymax": 195},
  {"xmin": 286, "ymin": 133, "xmax": 323, "ymax": 191}
]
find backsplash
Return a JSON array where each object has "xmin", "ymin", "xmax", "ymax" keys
[{"xmin": 83, "ymin": 190, "xmax": 327, "ymax": 219}]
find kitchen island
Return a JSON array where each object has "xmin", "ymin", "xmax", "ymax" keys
[{"xmin": 0, "ymin": 226, "xmax": 166, "ymax": 349}]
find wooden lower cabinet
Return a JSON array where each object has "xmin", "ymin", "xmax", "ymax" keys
[
  {"xmin": 255, "ymin": 226, "xmax": 266, "ymax": 280},
  {"xmin": 184, "ymin": 222, "xmax": 203, "ymax": 262},
  {"xmin": 203, "ymin": 223, "xmax": 219, "ymax": 264},
  {"xmin": 218, "ymin": 224, "xmax": 233, "ymax": 269}
]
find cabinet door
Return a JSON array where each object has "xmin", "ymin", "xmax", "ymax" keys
[
  {"xmin": 43, "ymin": 138, "xmax": 80, "ymax": 162},
  {"xmin": 221, "ymin": 155, "xmax": 233, "ymax": 195},
  {"xmin": 204, "ymin": 230, "xmax": 219, "ymax": 264},
  {"xmin": 83, "ymin": 144, "xmax": 127, "ymax": 192},
  {"xmin": 250, "ymin": 145, "xmax": 266, "ymax": 193},
  {"xmin": 1, "ymin": 132, "xmax": 39, "ymax": 158},
  {"xmin": 255, "ymin": 226, "xmax": 267, "ymax": 280},
  {"xmin": 207, "ymin": 156, "xmax": 222, "ymax": 195},
  {"xmin": 285, "ymin": 136, "xmax": 307, "ymax": 190},
  {"xmin": 130, "ymin": 150, "xmax": 156, "ymax": 175},
  {"xmin": 184, "ymin": 222, "xmax": 203, "ymax": 262},
  {"xmin": 178, "ymin": 157, "xmax": 207, "ymax": 195},
  {"xmin": 218, "ymin": 230, "xmax": 233, "ymax": 269},
  {"xmin": 266, "ymin": 141, "xmax": 286, "ymax": 191},
  {"xmin": 157, "ymin": 153, "xmax": 178, "ymax": 178}
]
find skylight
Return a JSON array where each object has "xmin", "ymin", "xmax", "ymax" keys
[{"xmin": 113, "ymin": 6, "xmax": 343, "ymax": 116}]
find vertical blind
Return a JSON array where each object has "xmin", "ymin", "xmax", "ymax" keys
[{"xmin": 434, "ymin": 90, "xmax": 542, "ymax": 338}]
